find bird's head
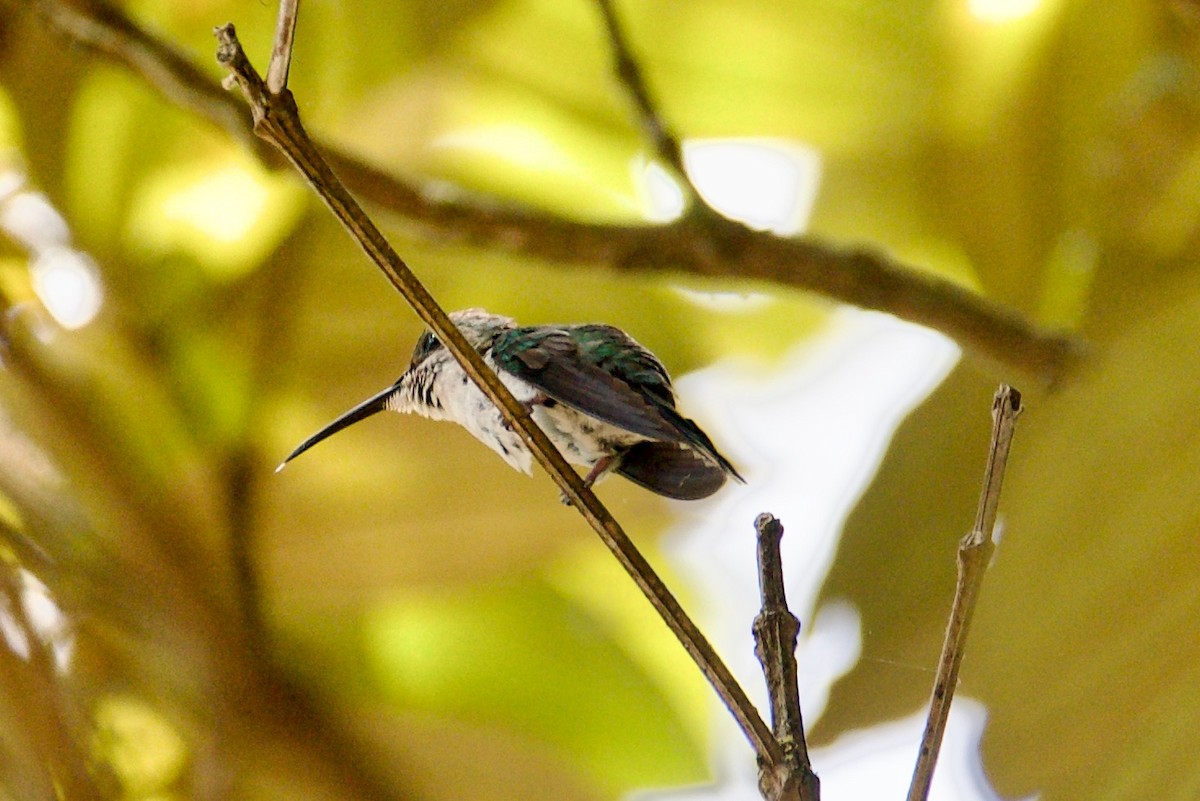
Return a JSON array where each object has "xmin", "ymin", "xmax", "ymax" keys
[{"xmin": 277, "ymin": 308, "xmax": 514, "ymax": 470}]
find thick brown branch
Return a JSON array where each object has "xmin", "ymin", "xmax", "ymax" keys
[
  {"xmin": 907, "ymin": 385, "xmax": 1022, "ymax": 801},
  {"xmin": 30, "ymin": 0, "xmax": 1082, "ymax": 384},
  {"xmin": 214, "ymin": 22, "xmax": 784, "ymax": 770}
]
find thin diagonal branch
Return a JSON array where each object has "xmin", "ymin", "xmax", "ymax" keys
[
  {"xmin": 593, "ymin": 0, "xmax": 688, "ymax": 181},
  {"xmin": 214, "ymin": 21, "xmax": 784, "ymax": 771},
  {"xmin": 907, "ymin": 385, "xmax": 1023, "ymax": 801},
  {"xmin": 28, "ymin": 0, "xmax": 1083, "ymax": 384}
]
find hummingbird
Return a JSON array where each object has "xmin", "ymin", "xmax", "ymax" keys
[{"xmin": 278, "ymin": 308, "xmax": 743, "ymax": 500}]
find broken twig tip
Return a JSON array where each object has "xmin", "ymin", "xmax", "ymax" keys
[
  {"xmin": 993, "ymin": 384, "xmax": 1022, "ymax": 417},
  {"xmin": 214, "ymin": 23, "xmax": 236, "ymax": 50},
  {"xmin": 754, "ymin": 513, "xmax": 783, "ymax": 537}
]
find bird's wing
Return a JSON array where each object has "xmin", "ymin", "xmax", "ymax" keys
[
  {"xmin": 570, "ymin": 324, "xmax": 743, "ymax": 481},
  {"xmin": 490, "ymin": 326, "xmax": 685, "ymax": 442}
]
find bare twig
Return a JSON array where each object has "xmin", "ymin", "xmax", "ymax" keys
[
  {"xmin": 28, "ymin": 0, "xmax": 1081, "ymax": 383},
  {"xmin": 907, "ymin": 385, "xmax": 1023, "ymax": 801},
  {"xmin": 213, "ymin": 20, "xmax": 783, "ymax": 770},
  {"xmin": 266, "ymin": 0, "xmax": 299, "ymax": 94},
  {"xmin": 752, "ymin": 514, "xmax": 820, "ymax": 801},
  {"xmin": 593, "ymin": 0, "xmax": 688, "ymax": 182}
]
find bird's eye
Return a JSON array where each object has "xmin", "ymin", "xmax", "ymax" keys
[{"xmin": 410, "ymin": 331, "xmax": 441, "ymax": 365}]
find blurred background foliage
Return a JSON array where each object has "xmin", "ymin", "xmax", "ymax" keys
[{"xmin": 0, "ymin": 0, "xmax": 1199, "ymax": 799}]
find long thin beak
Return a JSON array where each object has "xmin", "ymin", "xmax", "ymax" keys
[{"xmin": 276, "ymin": 385, "xmax": 396, "ymax": 471}]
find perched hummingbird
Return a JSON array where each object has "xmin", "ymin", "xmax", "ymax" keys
[{"xmin": 279, "ymin": 308, "xmax": 743, "ymax": 500}]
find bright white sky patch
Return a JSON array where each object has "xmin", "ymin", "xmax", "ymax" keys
[
  {"xmin": 668, "ymin": 310, "xmax": 960, "ymax": 645},
  {"xmin": 31, "ymin": 245, "xmax": 104, "ymax": 329},
  {"xmin": 0, "ymin": 568, "xmax": 74, "ymax": 673},
  {"xmin": 639, "ymin": 159, "xmax": 685, "ymax": 222},
  {"xmin": 0, "ymin": 189, "xmax": 70, "ymax": 252},
  {"xmin": 638, "ymin": 139, "xmax": 822, "ymax": 234},
  {"xmin": 635, "ymin": 310, "xmax": 986, "ymax": 801},
  {"xmin": 684, "ymin": 139, "xmax": 822, "ymax": 235},
  {"xmin": 0, "ymin": 171, "xmax": 105, "ymax": 330},
  {"xmin": 672, "ymin": 288, "xmax": 774, "ymax": 314},
  {"xmin": 815, "ymin": 700, "xmax": 1021, "ymax": 800}
]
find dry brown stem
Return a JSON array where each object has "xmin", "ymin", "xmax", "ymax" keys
[
  {"xmin": 753, "ymin": 514, "xmax": 820, "ymax": 801},
  {"xmin": 907, "ymin": 385, "xmax": 1023, "ymax": 801}
]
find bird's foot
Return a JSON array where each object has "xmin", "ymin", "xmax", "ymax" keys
[
  {"xmin": 558, "ymin": 456, "xmax": 614, "ymax": 506},
  {"xmin": 504, "ymin": 393, "xmax": 551, "ymax": 432}
]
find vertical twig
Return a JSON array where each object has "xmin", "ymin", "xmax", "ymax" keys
[
  {"xmin": 213, "ymin": 15, "xmax": 784, "ymax": 770},
  {"xmin": 752, "ymin": 514, "xmax": 820, "ymax": 801},
  {"xmin": 593, "ymin": 0, "xmax": 688, "ymax": 181},
  {"xmin": 265, "ymin": 0, "xmax": 299, "ymax": 94},
  {"xmin": 592, "ymin": 0, "xmax": 745, "ymax": 240},
  {"xmin": 907, "ymin": 385, "xmax": 1023, "ymax": 801}
]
